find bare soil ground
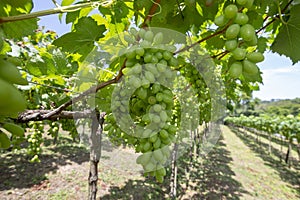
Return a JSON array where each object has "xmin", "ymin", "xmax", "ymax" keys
[{"xmin": 0, "ymin": 126, "xmax": 299, "ymax": 199}]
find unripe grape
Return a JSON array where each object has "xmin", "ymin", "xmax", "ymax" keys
[
  {"xmin": 139, "ymin": 29, "xmax": 146, "ymax": 38},
  {"xmin": 155, "ymin": 52, "xmax": 163, "ymax": 60},
  {"xmin": 240, "ymin": 24, "xmax": 256, "ymax": 41},
  {"xmin": 155, "ymin": 174, "xmax": 164, "ymax": 183},
  {"xmin": 132, "ymin": 63, "xmax": 142, "ymax": 74},
  {"xmin": 160, "ymin": 111, "xmax": 168, "ymax": 122},
  {"xmin": 144, "ymin": 30, "xmax": 154, "ymax": 42},
  {"xmin": 225, "ymin": 39, "xmax": 238, "ymax": 51},
  {"xmin": 153, "ymin": 32, "xmax": 163, "ymax": 44},
  {"xmin": 232, "ymin": 48, "xmax": 247, "ymax": 60},
  {"xmin": 125, "ymin": 59, "xmax": 137, "ymax": 67},
  {"xmin": 167, "ymin": 125, "xmax": 177, "ymax": 134},
  {"xmin": 153, "ymin": 104, "xmax": 162, "ymax": 112},
  {"xmin": 121, "ymin": 68, "xmax": 131, "ymax": 75},
  {"xmin": 142, "ymin": 113, "xmax": 151, "ymax": 123},
  {"xmin": 151, "ymin": 114, "xmax": 161, "ymax": 123},
  {"xmin": 156, "ymin": 167, "xmax": 166, "ymax": 176},
  {"xmin": 145, "ymin": 71, "xmax": 155, "ymax": 82},
  {"xmin": 162, "ymin": 94, "xmax": 173, "ymax": 104},
  {"xmin": 149, "ymin": 134, "xmax": 158, "ymax": 143},
  {"xmin": 130, "ymin": 27, "xmax": 138, "ymax": 36},
  {"xmin": 136, "ymin": 87, "xmax": 148, "ymax": 99},
  {"xmin": 153, "ymin": 138, "xmax": 161, "ymax": 149},
  {"xmin": 143, "ymin": 141, "xmax": 152, "ymax": 152},
  {"xmin": 245, "ymin": 0, "xmax": 254, "ymax": 9},
  {"xmin": 151, "ymin": 83, "xmax": 161, "ymax": 93},
  {"xmin": 140, "ymin": 40, "xmax": 151, "ymax": 48},
  {"xmin": 136, "ymin": 153, "xmax": 151, "ymax": 164},
  {"xmin": 148, "ymin": 96, "xmax": 157, "ymax": 105},
  {"xmin": 225, "ymin": 24, "xmax": 240, "ymax": 39},
  {"xmin": 166, "ymin": 45, "xmax": 176, "ymax": 52},
  {"xmin": 229, "ymin": 62, "xmax": 243, "ymax": 78},
  {"xmin": 145, "ymin": 63, "xmax": 159, "ymax": 75},
  {"xmin": 224, "ymin": 4, "xmax": 238, "ymax": 19},
  {"xmin": 245, "ymin": 35, "xmax": 257, "ymax": 46},
  {"xmin": 243, "ymin": 60, "xmax": 259, "ymax": 74},
  {"xmin": 135, "ymin": 47, "xmax": 145, "ymax": 56},
  {"xmin": 246, "ymin": 52, "xmax": 265, "ymax": 63},
  {"xmin": 163, "ymin": 51, "xmax": 172, "ymax": 60},
  {"xmin": 126, "ymin": 50, "xmax": 137, "ymax": 59},
  {"xmin": 130, "ymin": 76, "xmax": 141, "ymax": 88},
  {"xmin": 168, "ymin": 57, "xmax": 179, "ymax": 67},
  {"xmin": 144, "ymin": 161, "xmax": 155, "ymax": 171},
  {"xmin": 234, "ymin": 13, "xmax": 249, "ymax": 25},
  {"xmin": 236, "ymin": 0, "xmax": 247, "ymax": 5},
  {"xmin": 161, "ymin": 137, "xmax": 171, "ymax": 145},
  {"xmin": 156, "ymin": 92, "xmax": 164, "ymax": 101},
  {"xmin": 214, "ymin": 15, "xmax": 228, "ymax": 27},
  {"xmin": 153, "ymin": 149, "xmax": 164, "ymax": 162},
  {"xmin": 151, "ymin": 56, "xmax": 159, "ymax": 63},
  {"xmin": 157, "ymin": 63, "xmax": 167, "ymax": 72},
  {"xmin": 144, "ymin": 53, "xmax": 153, "ymax": 63},
  {"xmin": 159, "ymin": 129, "xmax": 169, "ymax": 139},
  {"xmin": 124, "ymin": 35, "xmax": 135, "ymax": 44}
]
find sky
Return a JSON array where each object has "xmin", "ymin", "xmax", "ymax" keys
[{"xmin": 31, "ymin": 0, "xmax": 300, "ymax": 101}]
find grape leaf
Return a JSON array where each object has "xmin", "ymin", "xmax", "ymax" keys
[
  {"xmin": 257, "ymin": 37, "xmax": 268, "ymax": 53},
  {"xmin": 0, "ymin": 0, "xmax": 33, "ymax": 14},
  {"xmin": 1, "ymin": 19, "xmax": 38, "ymax": 39},
  {"xmin": 61, "ymin": 0, "xmax": 75, "ymax": 6},
  {"xmin": 112, "ymin": 1, "xmax": 129, "ymax": 23},
  {"xmin": 0, "ymin": 0, "xmax": 37, "ymax": 39},
  {"xmin": 53, "ymin": 17, "xmax": 106, "ymax": 60},
  {"xmin": 271, "ymin": 4, "xmax": 300, "ymax": 64},
  {"xmin": 206, "ymin": 36, "xmax": 225, "ymax": 49}
]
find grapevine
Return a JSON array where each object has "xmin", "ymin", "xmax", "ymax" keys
[{"xmin": 0, "ymin": 0, "xmax": 299, "ymax": 198}]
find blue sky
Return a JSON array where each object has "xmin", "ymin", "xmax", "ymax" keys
[{"xmin": 32, "ymin": 0, "xmax": 300, "ymax": 101}]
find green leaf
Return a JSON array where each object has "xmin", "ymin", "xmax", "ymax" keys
[
  {"xmin": 243, "ymin": 71, "xmax": 263, "ymax": 83},
  {"xmin": 53, "ymin": 17, "xmax": 106, "ymax": 60},
  {"xmin": 0, "ymin": 0, "xmax": 33, "ymax": 14},
  {"xmin": 3, "ymin": 123, "xmax": 25, "ymax": 137},
  {"xmin": 271, "ymin": 4, "xmax": 300, "ymax": 64},
  {"xmin": 66, "ymin": 7, "xmax": 93, "ymax": 24},
  {"xmin": 206, "ymin": 36, "xmax": 225, "ymax": 49},
  {"xmin": 257, "ymin": 37, "xmax": 268, "ymax": 53},
  {"xmin": 61, "ymin": 0, "xmax": 75, "ymax": 6},
  {"xmin": 112, "ymin": 1, "xmax": 129, "ymax": 23},
  {"xmin": 0, "ymin": 132, "xmax": 10, "ymax": 149},
  {"xmin": 0, "ymin": 0, "xmax": 36, "ymax": 39},
  {"xmin": 1, "ymin": 18, "xmax": 38, "ymax": 39}
]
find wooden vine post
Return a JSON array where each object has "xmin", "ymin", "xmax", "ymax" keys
[{"xmin": 88, "ymin": 111, "xmax": 105, "ymax": 200}]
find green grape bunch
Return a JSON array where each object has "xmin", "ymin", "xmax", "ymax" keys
[
  {"xmin": 105, "ymin": 27, "xmax": 225, "ymax": 182},
  {"xmin": 75, "ymin": 26, "xmax": 226, "ymax": 183},
  {"xmin": 108, "ymin": 28, "xmax": 182, "ymax": 182},
  {"xmin": 214, "ymin": 0, "xmax": 264, "ymax": 80}
]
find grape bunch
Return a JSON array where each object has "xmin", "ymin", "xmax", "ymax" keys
[
  {"xmin": 27, "ymin": 121, "xmax": 44, "ymax": 162},
  {"xmin": 214, "ymin": 0, "xmax": 264, "ymax": 80},
  {"xmin": 104, "ymin": 28, "xmax": 181, "ymax": 182}
]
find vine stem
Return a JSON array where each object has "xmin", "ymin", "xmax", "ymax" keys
[
  {"xmin": 175, "ymin": 24, "xmax": 229, "ymax": 55},
  {"xmin": 0, "ymin": 1, "xmax": 101, "ymax": 24},
  {"xmin": 141, "ymin": 0, "xmax": 161, "ymax": 28},
  {"xmin": 41, "ymin": 59, "xmax": 126, "ymax": 119}
]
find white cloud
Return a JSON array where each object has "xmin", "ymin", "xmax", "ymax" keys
[{"xmin": 253, "ymin": 66, "xmax": 300, "ymax": 100}]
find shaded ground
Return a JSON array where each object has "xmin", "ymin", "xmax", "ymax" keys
[{"xmin": 0, "ymin": 127, "xmax": 299, "ymax": 199}]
